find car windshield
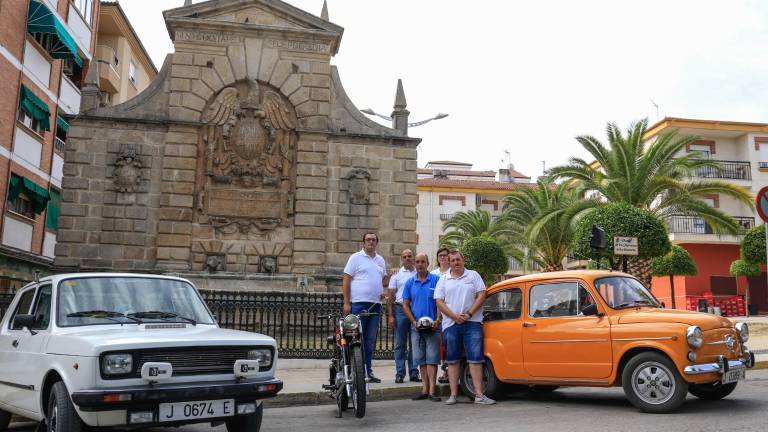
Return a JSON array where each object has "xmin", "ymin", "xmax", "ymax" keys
[
  {"xmin": 57, "ymin": 277, "xmax": 215, "ymax": 327},
  {"xmin": 593, "ymin": 276, "xmax": 660, "ymax": 309}
]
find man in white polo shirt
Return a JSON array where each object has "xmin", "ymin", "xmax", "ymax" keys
[
  {"xmin": 343, "ymin": 231, "xmax": 387, "ymax": 383},
  {"xmin": 387, "ymin": 249, "xmax": 418, "ymax": 383},
  {"xmin": 434, "ymin": 249, "xmax": 495, "ymax": 405}
]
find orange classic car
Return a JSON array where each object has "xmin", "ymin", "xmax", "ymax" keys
[{"xmin": 458, "ymin": 270, "xmax": 755, "ymax": 413}]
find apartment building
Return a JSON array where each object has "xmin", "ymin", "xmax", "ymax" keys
[
  {"xmin": 644, "ymin": 118, "xmax": 768, "ymax": 313},
  {"xmin": 0, "ymin": 0, "xmax": 101, "ymax": 291},
  {"xmin": 416, "ymin": 161, "xmax": 535, "ymax": 275},
  {"xmin": 95, "ymin": 1, "xmax": 156, "ymax": 106}
]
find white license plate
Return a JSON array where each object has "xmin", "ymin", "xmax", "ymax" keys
[
  {"xmin": 721, "ymin": 368, "xmax": 745, "ymax": 385},
  {"xmin": 158, "ymin": 399, "xmax": 235, "ymax": 422}
]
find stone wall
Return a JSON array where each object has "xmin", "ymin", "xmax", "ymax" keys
[{"xmin": 54, "ymin": 0, "xmax": 419, "ymax": 292}]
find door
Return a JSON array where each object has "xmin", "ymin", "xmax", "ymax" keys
[
  {"xmin": 522, "ymin": 281, "xmax": 612, "ymax": 379},
  {"xmin": 0, "ymin": 287, "xmax": 36, "ymax": 411},
  {"xmin": 15, "ymin": 284, "xmax": 53, "ymax": 413},
  {"xmin": 482, "ymin": 287, "xmax": 524, "ymax": 381}
]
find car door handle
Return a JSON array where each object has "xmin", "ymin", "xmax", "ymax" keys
[
  {"xmin": 523, "ymin": 322, "xmax": 536, "ymax": 328},
  {"xmin": 11, "ymin": 340, "xmax": 18, "ymax": 348}
]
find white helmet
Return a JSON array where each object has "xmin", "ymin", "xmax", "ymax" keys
[{"xmin": 416, "ymin": 316, "xmax": 434, "ymax": 331}]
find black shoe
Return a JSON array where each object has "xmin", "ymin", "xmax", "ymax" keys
[
  {"xmin": 430, "ymin": 394, "xmax": 442, "ymax": 402},
  {"xmin": 410, "ymin": 375, "xmax": 422, "ymax": 383},
  {"xmin": 395, "ymin": 375, "xmax": 404, "ymax": 384},
  {"xmin": 367, "ymin": 375, "xmax": 381, "ymax": 383},
  {"xmin": 411, "ymin": 393, "xmax": 429, "ymax": 400}
]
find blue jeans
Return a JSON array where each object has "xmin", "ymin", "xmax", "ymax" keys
[
  {"xmin": 351, "ymin": 302, "xmax": 381, "ymax": 377},
  {"xmin": 443, "ymin": 321, "xmax": 484, "ymax": 364},
  {"xmin": 394, "ymin": 304, "xmax": 416, "ymax": 377}
]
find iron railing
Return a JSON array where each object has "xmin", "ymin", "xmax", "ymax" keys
[
  {"xmin": 667, "ymin": 215, "xmax": 755, "ymax": 234},
  {"xmin": 760, "ymin": 161, "xmax": 768, "ymax": 169},
  {"xmin": 201, "ymin": 290, "xmax": 394, "ymax": 359},
  {"xmin": 439, "ymin": 213, "xmax": 456, "ymax": 221},
  {"xmin": 0, "ymin": 291, "xmax": 395, "ymax": 359},
  {"xmin": 694, "ymin": 160, "xmax": 751, "ymax": 180}
]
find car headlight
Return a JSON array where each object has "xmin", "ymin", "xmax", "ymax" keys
[
  {"xmin": 248, "ymin": 349, "xmax": 273, "ymax": 369},
  {"xmin": 686, "ymin": 326, "xmax": 704, "ymax": 349},
  {"xmin": 734, "ymin": 322, "xmax": 749, "ymax": 343},
  {"xmin": 343, "ymin": 314, "xmax": 361, "ymax": 331},
  {"xmin": 102, "ymin": 353, "xmax": 133, "ymax": 375}
]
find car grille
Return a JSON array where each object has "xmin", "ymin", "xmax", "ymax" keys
[{"xmin": 133, "ymin": 346, "xmax": 259, "ymax": 377}]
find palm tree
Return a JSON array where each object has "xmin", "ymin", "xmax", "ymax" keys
[
  {"xmin": 502, "ymin": 178, "xmax": 596, "ymax": 272},
  {"xmin": 548, "ymin": 119, "xmax": 754, "ymax": 282},
  {"xmin": 440, "ymin": 209, "xmax": 522, "ymax": 259},
  {"xmin": 548, "ymin": 119, "xmax": 754, "ymax": 232}
]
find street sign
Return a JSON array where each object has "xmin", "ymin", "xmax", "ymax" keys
[
  {"xmin": 757, "ymin": 186, "xmax": 768, "ymax": 223},
  {"xmin": 614, "ymin": 236, "xmax": 639, "ymax": 256}
]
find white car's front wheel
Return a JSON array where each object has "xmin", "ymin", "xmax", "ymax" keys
[
  {"xmin": 225, "ymin": 404, "xmax": 263, "ymax": 432},
  {"xmin": 47, "ymin": 382, "xmax": 83, "ymax": 432}
]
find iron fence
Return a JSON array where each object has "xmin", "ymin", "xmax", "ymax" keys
[
  {"xmin": 200, "ymin": 290, "xmax": 395, "ymax": 359},
  {"xmin": 667, "ymin": 215, "xmax": 755, "ymax": 234},
  {"xmin": 0, "ymin": 290, "xmax": 395, "ymax": 359},
  {"xmin": 694, "ymin": 160, "xmax": 751, "ymax": 180}
]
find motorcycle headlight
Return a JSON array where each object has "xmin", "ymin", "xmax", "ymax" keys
[
  {"xmin": 734, "ymin": 322, "xmax": 749, "ymax": 343},
  {"xmin": 101, "ymin": 353, "xmax": 133, "ymax": 375},
  {"xmin": 248, "ymin": 349, "xmax": 273, "ymax": 369},
  {"xmin": 686, "ymin": 326, "xmax": 704, "ymax": 349},
  {"xmin": 343, "ymin": 314, "xmax": 361, "ymax": 331}
]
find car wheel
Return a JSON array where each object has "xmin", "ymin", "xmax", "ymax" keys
[
  {"xmin": 459, "ymin": 360, "xmax": 501, "ymax": 399},
  {"xmin": 688, "ymin": 382, "xmax": 738, "ymax": 400},
  {"xmin": 225, "ymin": 404, "xmax": 263, "ymax": 432},
  {"xmin": 621, "ymin": 352, "xmax": 688, "ymax": 413},
  {"xmin": 0, "ymin": 408, "xmax": 10, "ymax": 431},
  {"xmin": 47, "ymin": 382, "xmax": 83, "ymax": 432}
]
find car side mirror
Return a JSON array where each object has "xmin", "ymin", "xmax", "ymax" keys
[
  {"xmin": 581, "ymin": 304, "xmax": 602, "ymax": 317},
  {"xmin": 13, "ymin": 314, "xmax": 37, "ymax": 334}
]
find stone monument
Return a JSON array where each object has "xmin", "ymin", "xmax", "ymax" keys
[{"xmin": 55, "ymin": 0, "xmax": 420, "ymax": 292}]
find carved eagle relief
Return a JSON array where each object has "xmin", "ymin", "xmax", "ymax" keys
[{"xmin": 201, "ymin": 80, "xmax": 297, "ymax": 187}]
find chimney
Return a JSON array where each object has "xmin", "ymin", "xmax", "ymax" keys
[{"xmin": 391, "ymin": 79, "xmax": 409, "ymax": 135}]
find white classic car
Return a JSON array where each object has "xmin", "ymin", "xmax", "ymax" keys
[{"xmin": 0, "ymin": 273, "xmax": 282, "ymax": 432}]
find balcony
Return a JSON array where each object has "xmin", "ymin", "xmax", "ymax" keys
[
  {"xmin": 96, "ymin": 45, "xmax": 120, "ymax": 93},
  {"xmin": 759, "ymin": 162, "xmax": 768, "ymax": 169},
  {"xmin": 440, "ymin": 213, "xmax": 456, "ymax": 221},
  {"xmin": 667, "ymin": 215, "xmax": 755, "ymax": 234},
  {"xmin": 508, "ymin": 257, "xmax": 541, "ymax": 273},
  {"xmin": 694, "ymin": 160, "xmax": 751, "ymax": 180},
  {"xmin": 54, "ymin": 137, "xmax": 66, "ymax": 154},
  {"xmin": 58, "ymin": 76, "xmax": 81, "ymax": 115}
]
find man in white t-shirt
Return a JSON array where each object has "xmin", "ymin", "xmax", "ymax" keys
[
  {"xmin": 387, "ymin": 249, "xmax": 418, "ymax": 383},
  {"xmin": 343, "ymin": 231, "xmax": 387, "ymax": 383},
  {"xmin": 434, "ymin": 249, "xmax": 495, "ymax": 405}
]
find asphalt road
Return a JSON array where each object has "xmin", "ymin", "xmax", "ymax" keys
[{"xmin": 9, "ymin": 370, "xmax": 768, "ymax": 432}]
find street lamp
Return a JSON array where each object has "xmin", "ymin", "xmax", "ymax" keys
[
  {"xmin": 361, "ymin": 79, "xmax": 448, "ymax": 135},
  {"xmin": 360, "ymin": 108, "xmax": 449, "ymax": 127}
]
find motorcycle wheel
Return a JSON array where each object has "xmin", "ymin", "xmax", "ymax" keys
[{"xmin": 350, "ymin": 345, "xmax": 366, "ymax": 418}]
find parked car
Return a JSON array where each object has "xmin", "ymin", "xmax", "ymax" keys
[
  {"xmin": 460, "ymin": 270, "xmax": 754, "ymax": 413},
  {"xmin": 0, "ymin": 273, "xmax": 282, "ymax": 431}
]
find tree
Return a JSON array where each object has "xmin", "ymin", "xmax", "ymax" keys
[
  {"xmin": 460, "ymin": 236, "xmax": 508, "ymax": 285},
  {"xmin": 548, "ymin": 119, "xmax": 754, "ymax": 234},
  {"xmin": 572, "ymin": 203, "xmax": 671, "ymax": 282},
  {"xmin": 741, "ymin": 224, "xmax": 766, "ymax": 265},
  {"xmin": 730, "ymin": 259, "xmax": 762, "ymax": 317},
  {"xmin": 651, "ymin": 246, "xmax": 698, "ymax": 309},
  {"xmin": 502, "ymin": 178, "xmax": 596, "ymax": 271},
  {"xmin": 440, "ymin": 209, "xmax": 519, "ymax": 256}
]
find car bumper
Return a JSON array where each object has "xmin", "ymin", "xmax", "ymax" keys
[
  {"xmin": 683, "ymin": 349, "xmax": 755, "ymax": 375},
  {"xmin": 71, "ymin": 378, "xmax": 283, "ymax": 412}
]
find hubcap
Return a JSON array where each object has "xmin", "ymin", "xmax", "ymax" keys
[{"xmin": 632, "ymin": 361, "xmax": 675, "ymax": 405}]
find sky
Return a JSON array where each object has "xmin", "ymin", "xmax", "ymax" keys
[{"xmin": 120, "ymin": 0, "xmax": 768, "ymax": 180}]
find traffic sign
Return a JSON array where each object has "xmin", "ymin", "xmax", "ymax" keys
[
  {"xmin": 614, "ymin": 236, "xmax": 639, "ymax": 256},
  {"xmin": 757, "ymin": 186, "xmax": 768, "ymax": 223}
]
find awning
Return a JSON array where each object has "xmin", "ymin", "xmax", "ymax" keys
[
  {"xmin": 8, "ymin": 175, "xmax": 51, "ymax": 214},
  {"xmin": 46, "ymin": 189, "xmax": 60, "ymax": 230},
  {"xmin": 56, "ymin": 115, "xmax": 69, "ymax": 132},
  {"xmin": 27, "ymin": 0, "xmax": 83, "ymax": 66},
  {"xmin": 18, "ymin": 85, "xmax": 51, "ymax": 131}
]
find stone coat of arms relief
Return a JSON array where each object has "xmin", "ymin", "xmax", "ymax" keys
[{"xmin": 198, "ymin": 80, "xmax": 297, "ymax": 238}]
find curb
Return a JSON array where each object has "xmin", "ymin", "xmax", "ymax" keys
[
  {"xmin": 265, "ymin": 384, "xmax": 431, "ymax": 409},
  {"xmin": 755, "ymin": 361, "xmax": 768, "ymax": 370}
]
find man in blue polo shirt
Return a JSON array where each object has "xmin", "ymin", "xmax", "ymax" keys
[{"xmin": 402, "ymin": 253, "xmax": 442, "ymax": 401}]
